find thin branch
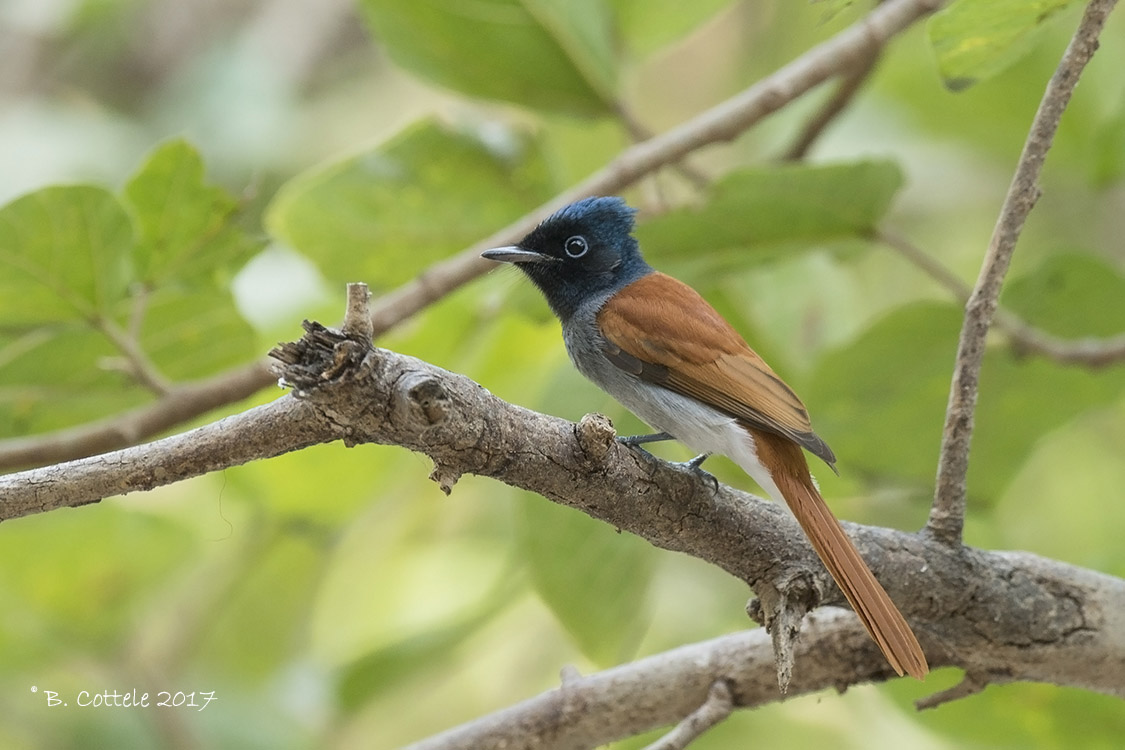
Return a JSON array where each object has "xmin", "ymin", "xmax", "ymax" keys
[
  {"xmin": 128, "ymin": 284, "xmax": 150, "ymax": 342},
  {"xmin": 642, "ymin": 681, "xmax": 734, "ymax": 750},
  {"xmin": 95, "ymin": 315, "xmax": 173, "ymax": 395},
  {"xmin": 927, "ymin": 0, "xmax": 1118, "ymax": 546},
  {"xmin": 877, "ymin": 228, "xmax": 973, "ymax": 297},
  {"xmin": 915, "ymin": 670, "xmax": 992, "ymax": 710},
  {"xmin": 0, "ymin": 0, "xmax": 945, "ymax": 473},
  {"xmin": 0, "ymin": 396, "xmax": 337, "ymax": 520},
  {"xmin": 0, "ymin": 360, "xmax": 272, "ymax": 472},
  {"xmin": 878, "ymin": 230, "xmax": 1125, "ymax": 368},
  {"xmin": 614, "ymin": 102, "xmax": 712, "ymax": 189},
  {"xmin": 992, "ymin": 312, "xmax": 1125, "ymax": 368},
  {"xmin": 781, "ymin": 45, "xmax": 881, "ymax": 161}
]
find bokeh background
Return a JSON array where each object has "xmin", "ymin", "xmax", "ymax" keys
[{"xmin": 2, "ymin": 0, "xmax": 1124, "ymax": 747}]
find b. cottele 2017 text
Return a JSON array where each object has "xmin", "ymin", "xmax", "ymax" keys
[{"xmin": 40, "ymin": 688, "xmax": 217, "ymax": 711}]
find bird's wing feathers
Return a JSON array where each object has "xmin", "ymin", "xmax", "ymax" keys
[{"xmin": 597, "ymin": 273, "xmax": 836, "ymax": 468}]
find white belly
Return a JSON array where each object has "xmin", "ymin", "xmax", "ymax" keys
[
  {"xmin": 610, "ymin": 377, "xmax": 785, "ymax": 504},
  {"xmin": 562, "ymin": 303, "xmax": 784, "ymax": 503}
]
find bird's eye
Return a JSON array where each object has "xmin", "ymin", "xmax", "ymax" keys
[{"xmin": 564, "ymin": 235, "xmax": 588, "ymax": 258}]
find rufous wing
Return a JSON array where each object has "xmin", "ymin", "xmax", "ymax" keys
[{"xmin": 597, "ymin": 272, "xmax": 836, "ymax": 469}]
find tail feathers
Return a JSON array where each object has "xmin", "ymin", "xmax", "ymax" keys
[{"xmin": 776, "ymin": 470, "xmax": 929, "ymax": 679}]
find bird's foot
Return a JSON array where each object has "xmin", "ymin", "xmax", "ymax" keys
[
  {"xmin": 618, "ymin": 435, "xmax": 717, "ymax": 490},
  {"xmin": 670, "ymin": 453, "xmax": 718, "ymax": 491}
]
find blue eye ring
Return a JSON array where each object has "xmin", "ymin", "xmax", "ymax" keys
[{"xmin": 564, "ymin": 235, "xmax": 588, "ymax": 258}]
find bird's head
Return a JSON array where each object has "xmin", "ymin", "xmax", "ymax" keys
[{"xmin": 482, "ymin": 196, "xmax": 652, "ymax": 322}]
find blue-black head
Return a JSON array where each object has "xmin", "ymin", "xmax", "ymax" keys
[{"xmin": 482, "ymin": 197, "xmax": 653, "ymax": 322}]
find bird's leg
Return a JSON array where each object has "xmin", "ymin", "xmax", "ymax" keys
[
  {"xmin": 683, "ymin": 452, "xmax": 711, "ymax": 471},
  {"xmin": 670, "ymin": 452, "xmax": 718, "ymax": 490},
  {"xmin": 618, "ymin": 433, "xmax": 717, "ymax": 490},
  {"xmin": 617, "ymin": 431, "xmax": 674, "ymax": 446}
]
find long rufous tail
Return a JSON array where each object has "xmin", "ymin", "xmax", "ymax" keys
[{"xmin": 751, "ymin": 429, "xmax": 929, "ymax": 679}]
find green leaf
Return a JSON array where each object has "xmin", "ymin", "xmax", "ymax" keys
[
  {"xmin": 609, "ymin": 0, "xmax": 734, "ymax": 57},
  {"xmin": 335, "ymin": 572, "xmax": 518, "ymax": 713},
  {"xmin": 195, "ymin": 532, "xmax": 324, "ymax": 682},
  {"xmin": 133, "ymin": 286, "xmax": 256, "ymax": 381},
  {"xmin": 808, "ymin": 255, "xmax": 1125, "ymax": 502},
  {"xmin": 1089, "ymin": 101, "xmax": 1125, "ymax": 187},
  {"xmin": 360, "ymin": 0, "xmax": 616, "ymax": 115},
  {"xmin": 267, "ymin": 121, "xmax": 553, "ymax": 287},
  {"xmin": 807, "ymin": 302, "xmax": 961, "ymax": 486},
  {"xmin": 0, "ymin": 145, "xmax": 260, "ymax": 438},
  {"xmin": 0, "ymin": 324, "xmax": 145, "ymax": 437},
  {"xmin": 122, "ymin": 139, "xmax": 260, "ymax": 286},
  {"xmin": 970, "ymin": 253, "xmax": 1125, "ymax": 499},
  {"xmin": 0, "ymin": 506, "xmax": 192, "ymax": 662},
  {"xmin": 1001, "ymin": 252, "xmax": 1125, "ymax": 338},
  {"xmin": 635, "ymin": 161, "xmax": 903, "ymax": 263},
  {"xmin": 519, "ymin": 497, "xmax": 654, "ymax": 666},
  {"xmin": 0, "ymin": 186, "xmax": 133, "ymax": 324},
  {"xmin": 927, "ymin": 0, "xmax": 1073, "ymax": 91}
]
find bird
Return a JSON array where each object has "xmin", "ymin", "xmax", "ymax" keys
[{"xmin": 482, "ymin": 196, "xmax": 928, "ymax": 680}]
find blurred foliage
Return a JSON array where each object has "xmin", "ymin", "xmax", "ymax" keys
[
  {"xmin": 1, "ymin": 0, "xmax": 1124, "ymax": 749},
  {"xmin": 928, "ymin": 0, "xmax": 1076, "ymax": 90}
]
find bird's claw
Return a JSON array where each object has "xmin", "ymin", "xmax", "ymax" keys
[
  {"xmin": 671, "ymin": 453, "xmax": 718, "ymax": 491},
  {"xmin": 618, "ymin": 436, "xmax": 718, "ymax": 491}
]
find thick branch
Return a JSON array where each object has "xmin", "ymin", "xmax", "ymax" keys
[
  {"xmin": 928, "ymin": 0, "xmax": 1117, "ymax": 545},
  {"xmin": 403, "ymin": 571, "xmax": 1124, "ymax": 750},
  {"xmin": 0, "ymin": 0, "xmax": 944, "ymax": 473},
  {"xmin": 3, "ymin": 321, "xmax": 1122, "ymax": 714}
]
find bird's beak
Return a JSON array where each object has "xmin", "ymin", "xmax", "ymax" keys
[{"xmin": 481, "ymin": 246, "xmax": 552, "ymax": 264}]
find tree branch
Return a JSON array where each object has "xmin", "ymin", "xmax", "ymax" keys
[
  {"xmin": 993, "ymin": 312, "xmax": 1125, "ymax": 368},
  {"xmin": 0, "ymin": 360, "xmax": 273, "ymax": 472},
  {"xmin": 928, "ymin": 0, "xmax": 1118, "ymax": 545},
  {"xmin": 0, "ymin": 393, "xmax": 337, "ymax": 519},
  {"xmin": 0, "ymin": 0, "xmax": 945, "ymax": 473},
  {"xmin": 780, "ymin": 43, "xmax": 881, "ymax": 161},
  {"xmin": 3, "ymin": 306, "xmax": 1123, "ymax": 730},
  {"xmin": 878, "ymin": 230, "xmax": 1125, "ymax": 368},
  {"xmin": 95, "ymin": 314, "xmax": 173, "ymax": 395},
  {"xmin": 641, "ymin": 681, "xmax": 733, "ymax": 750},
  {"xmin": 401, "ymin": 574, "xmax": 1123, "ymax": 750}
]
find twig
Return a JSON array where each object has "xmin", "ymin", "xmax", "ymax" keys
[
  {"xmin": 642, "ymin": 681, "xmax": 734, "ymax": 750},
  {"xmin": 878, "ymin": 230, "xmax": 1125, "ymax": 368},
  {"xmin": 0, "ymin": 361, "xmax": 272, "ymax": 471},
  {"xmin": 0, "ymin": 0, "xmax": 944, "ymax": 472},
  {"xmin": 993, "ymin": 312, "xmax": 1125, "ymax": 368},
  {"xmin": 916, "ymin": 670, "xmax": 991, "ymax": 710},
  {"xmin": 781, "ymin": 45, "xmax": 881, "ymax": 161},
  {"xmin": 342, "ymin": 282, "xmax": 373, "ymax": 340},
  {"xmin": 877, "ymin": 228, "xmax": 972, "ymax": 297},
  {"xmin": 927, "ymin": 0, "xmax": 1117, "ymax": 546},
  {"xmin": 95, "ymin": 315, "xmax": 173, "ymax": 395},
  {"xmin": 614, "ymin": 102, "xmax": 712, "ymax": 189}
]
